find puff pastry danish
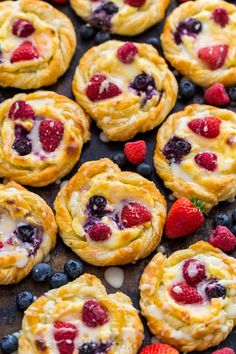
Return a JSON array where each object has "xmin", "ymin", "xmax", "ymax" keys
[
  {"xmin": 0, "ymin": 91, "xmax": 90, "ymax": 187},
  {"xmin": 140, "ymin": 241, "xmax": 236, "ymax": 352},
  {"xmin": 162, "ymin": 0, "xmax": 236, "ymax": 87},
  {"xmin": 19, "ymin": 273, "xmax": 143, "ymax": 354},
  {"xmin": 0, "ymin": 0, "xmax": 76, "ymax": 89},
  {"xmin": 54, "ymin": 158, "xmax": 166, "ymax": 266},
  {"xmin": 72, "ymin": 40, "xmax": 178, "ymax": 141},
  {"xmin": 70, "ymin": 0, "xmax": 169, "ymax": 36},
  {"xmin": 154, "ymin": 104, "xmax": 236, "ymax": 211},
  {"xmin": 0, "ymin": 181, "xmax": 57, "ymax": 285}
]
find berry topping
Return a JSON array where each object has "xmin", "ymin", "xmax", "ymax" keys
[
  {"xmin": 86, "ymin": 74, "xmax": 122, "ymax": 102},
  {"xmin": 12, "ymin": 19, "xmax": 35, "ymax": 38},
  {"xmin": 198, "ymin": 44, "xmax": 228, "ymax": 70},
  {"xmin": 11, "ymin": 41, "xmax": 39, "ymax": 63},
  {"xmin": 208, "ymin": 226, "xmax": 236, "ymax": 252},
  {"xmin": 165, "ymin": 197, "xmax": 205, "ymax": 239},
  {"xmin": 15, "ymin": 224, "xmax": 35, "ymax": 243},
  {"xmin": 88, "ymin": 196, "xmax": 107, "ymax": 216},
  {"xmin": 136, "ymin": 163, "xmax": 152, "ymax": 178},
  {"xmin": 162, "ymin": 136, "xmax": 191, "ymax": 164},
  {"xmin": 91, "ymin": 2, "xmax": 118, "ymax": 29},
  {"xmin": 179, "ymin": 78, "xmax": 196, "ymax": 99},
  {"xmin": 0, "ymin": 334, "xmax": 18, "ymax": 354},
  {"xmin": 117, "ymin": 42, "xmax": 138, "ymax": 64},
  {"xmin": 174, "ymin": 18, "xmax": 202, "ymax": 45},
  {"xmin": 170, "ymin": 282, "xmax": 203, "ymax": 304},
  {"xmin": 205, "ymin": 279, "xmax": 226, "ymax": 299},
  {"xmin": 212, "ymin": 348, "xmax": 235, "ymax": 354},
  {"xmin": 32, "ymin": 263, "xmax": 53, "ymax": 282},
  {"xmin": 204, "ymin": 83, "xmax": 230, "ymax": 106},
  {"xmin": 79, "ymin": 341, "xmax": 112, "ymax": 354},
  {"xmin": 124, "ymin": 140, "xmax": 146, "ymax": 165},
  {"xmin": 82, "ymin": 300, "xmax": 109, "ymax": 327},
  {"xmin": 131, "ymin": 73, "xmax": 154, "ymax": 92},
  {"xmin": 124, "ymin": 0, "xmax": 146, "ymax": 8},
  {"xmin": 0, "ymin": 241, "xmax": 3, "ymax": 249},
  {"xmin": 9, "ymin": 100, "xmax": 35, "ymax": 120},
  {"xmin": 13, "ymin": 137, "xmax": 32, "ymax": 156},
  {"xmin": 211, "ymin": 8, "xmax": 229, "ymax": 27},
  {"xmin": 214, "ymin": 213, "xmax": 231, "ymax": 227},
  {"xmin": 88, "ymin": 223, "xmax": 112, "ymax": 241},
  {"xmin": 49, "ymin": 272, "xmax": 69, "ymax": 289},
  {"xmin": 64, "ymin": 259, "xmax": 84, "ymax": 280},
  {"xmin": 54, "ymin": 321, "xmax": 77, "ymax": 354},
  {"xmin": 183, "ymin": 259, "xmax": 206, "ymax": 286},
  {"xmin": 194, "ymin": 152, "xmax": 217, "ymax": 172},
  {"xmin": 140, "ymin": 343, "xmax": 179, "ymax": 354},
  {"xmin": 16, "ymin": 291, "xmax": 35, "ymax": 311},
  {"xmin": 39, "ymin": 119, "xmax": 64, "ymax": 153},
  {"xmin": 188, "ymin": 116, "xmax": 221, "ymax": 138},
  {"xmin": 121, "ymin": 202, "xmax": 151, "ymax": 228}
]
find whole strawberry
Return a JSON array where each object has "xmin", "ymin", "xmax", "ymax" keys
[
  {"xmin": 124, "ymin": 140, "xmax": 146, "ymax": 165},
  {"xmin": 140, "ymin": 343, "xmax": 179, "ymax": 354},
  {"xmin": 165, "ymin": 197, "xmax": 205, "ymax": 238},
  {"xmin": 208, "ymin": 226, "xmax": 236, "ymax": 252},
  {"xmin": 212, "ymin": 348, "xmax": 235, "ymax": 354}
]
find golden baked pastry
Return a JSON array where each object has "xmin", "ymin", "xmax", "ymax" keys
[
  {"xmin": 140, "ymin": 241, "xmax": 236, "ymax": 352},
  {"xmin": 161, "ymin": 0, "xmax": 236, "ymax": 88},
  {"xmin": 0, "ymin": 91, "xmax": 90, "ymax": 187},
  {"xmin": 0, "ymin": 181, "xmax": 57, "ymax": 285},
  {"xmin": 54, "ymin": 158, "xmax": 166, "ymax": 266},
  {"xmin": 70, "ymin": 0, "xmax": 169, "ymax": 36},
  {"xmin": 154, "ymin": 104, "xmax": 236, "ymax": 211},
  {"xmin": 72, "ymin": 40, "xmax": 178, "ymax": 141},
  {"xmin": 0, "ymin": 0, "xmax": 76, "ymax": 89},
  {"xmin": 19, "ymin": 273, "xmax": 143, "ymax": 354}
]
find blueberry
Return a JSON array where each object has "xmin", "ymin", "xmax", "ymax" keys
[
  {"xmin": 49, "ymin": 272, "xmax": 69, "ymax": 289},
  {"xmin": 214, "ymin": 213, "xmax": 230, "ymax": 227},
  {"xmin": 16, "ymin": 291, "xmax": 35, "ymax": 311},
  {"xmin": 32, "ymin": 263, "xmax": 53, "ymax": 282},
  {"xmin": 163, "ymin": 136, "xmax": 191, "ymax": 164},
  {"xmin": 179, "ymin": 78, "xmax": 196, "ymax": 98},
  {"xmin": 88, "ymin": 196, "xmax": 107, "ymax": 216},
  {"xmin": 15, "ymin": 224, "xmax": 35, "ymax": 243},
  {"xmin": 113, "ymin": 152, "xmax": 126, "ymax": 167},
  {"xmin": 64, "ymin": 259, "xmax": 84, "ymax": 280},
  {"xmin": 228, "ymin": 87, "xmax": 236, "ymax": 101},
  {"xmin": 13, "ymin": 138, "xmax": 32, "ymax": 156},
  {"xmin": 186, "ymin": 18, "xmax": 202, "ymax": 34},
  {"xmin": 232, "ymin": 209, "xmax": 236, "ymax": 223},
  {"xmin": 102, "ymin": 1, "xmax": 118, "ymax": 14},
  {"xmin": 80, "ymin": 342, "xmax": 111, "ymax": 354},
  {"xmin": 231, "ymin": 224, "xmax": 236, "ymax": 236},
  {"xmin": 80, "ymin": 24, "xmax": 96, "ymax": 39},
  {"xmin": 131, "ymin": 73, "xmax": 155, "ymax": 91},
  {"xmin": 0, "ymin": 335, "xmax": 18, "ymax": 354},
  {"xmin": 94, "ymin": 31, "xmax": 111, "ymax": 44},
  {"xmin": 174, "ymin": 18, "xmax": 202, "ymax": 45},
  {"xmin": 136, "ymin": 163, "xmax": 152, "ymax": 177},
  {"xmin": 205, "ymin": 280, "xmax": 226, "ymax": 299},
  {"xmin": 145, "ymin": 37, "xmax": 161, "ymax": 50}
]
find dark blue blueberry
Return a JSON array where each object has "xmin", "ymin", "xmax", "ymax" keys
[
  {"xmin": 16, "ymin": 291, "xmax": 35, "ymax": 311},
  {"xmin": 80, "ymin": 24, "xmax": 96, "ymax": 39},
  {"xmin": 232, "ymin": 209, "xmax": 236, "ymax": 223},
  {"xmin": 102, "ymin": 2, "xmax": 118, "ymax": 14},
  {"xmin": 145, "ymin": 37, "xmax": 161, "ymax": 50},
  {"xmin": 136, "ymin": 163, "xmax": 152, "ymax": 178},
  {"xmin": 131, "ymin": 73, "xmax": 155, "ymax": 91},
  {"xmin": 91, "ymin": 2, "xmax": 118, "ymax": 29},
  {"xmin": 228, "ymin": 87, "xmax": 236, "ymax": 101},
  {"xmin": 94, "ymin": 30, "xmax": 111, "ymax": 44},
  {"xmin": 64, "ymin": 259, "xmax": 84, "ymax": 280},
  {"xmin": 15, "ymin": 224, "xmax": 35, "ymax": 243},
  {"xmin": 179, "ymin": 78, "xmax": 196, "ymax": 99},
  {"xmin": 32, "ymin": 263, "xmax": 53, "ymax": 282},
  {"xmin": 113, "ymin": 152, "xmax": 126, "ymax": 167},
  {"xmin": 231, "ymin": 224, "xmax": 236, "ymax": 236},
  {"xmin": 214, "ymin": 213, "xmax": 231, "ymax": 227},
  {"xmin": 49, "ymin": 272, "xmax": 69, "ymax": 289},
  {"xmin": 0, "ymin": 335, "xmax": 18, "ymax": 354},
  {"xmin": 80, "ymin": 341, "xmax": 111, "ymax": 354},
  {"xmin": 88, "ymin": 196, "xmax": 107, "ymax": 216},
  {"xmin": 13, "ymin": 137, "xmax": 32, "ymax": 156},
  {"xmin": 174, "ymin": 18, "xmax": 202, "ymax": 45},
  {"xmin": 163, "ymin": 136, "xmax": 191, "ymax": 164},
  {"xmin": 205, "ymin": 280, "xmax": 226, "ymax": 299}
]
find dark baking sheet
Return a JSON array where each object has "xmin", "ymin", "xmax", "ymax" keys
[{"xmin": 0, "ymin": 0, "xmax": 236, "ymax": 352}]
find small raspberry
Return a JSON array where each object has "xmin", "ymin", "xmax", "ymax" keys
[
  {"xmin": 204, "ymin": 83, "xmax": 230, "ymax": 106},
  {"xmin": 9, "ymin": 100, "xmax": 35, "ymax": 120},
  {"xmin": 39, "ymin": 119, "xmax": 64, "ymax": 153},
  {"xmin": 53, "ymin": 321, "xmax": 77, "ymax": 354},
  {"xmin": 140, "ymin": 344, "xmax": 179, "ymax": 354},
  {"xmin": 208, "ymin": 226, "xmax": 236, "ymax": 252},
  {"xmin": 88, "ymin": 223, "xmax": 112, "ymax": 241},
  {"xmin": 212, "ymin": 348, "xmax": 234, "ymax": 354},
  {"xmin": 121, "ymin": 202, "xmax": 151, "ymax": 228},
  {"xmin": 82, "ymin": 300, "xmax": 109, "ymax": 327},
  {"xmin": 198, "ymin": 44, "xmax": 228, "ymax": 70},
  {"xmin": 194, "ymin": 152, "xmax": 217, "ymax": 171},
  {"xmin": 124, "ymin": 140, "xmax": 146, "ymax": 165},
  {"xmin": 86, "ymin": 74, "xmax": 122, "ymax": 102},
  {"xmin": 124, "ymin": 0, "xmax": 145, "ymax": 7},
  {"xmin": 170, "ymin": 282, "xmax": 203, "ymax": 304},
  {"xmin": 117, "ymin": 42, "xmax": 138, "ymax": 64},
  {"xmin": 211, "ymin": 8, "xmax": 229, "ymax": 27},
  {"xmin": 11, "ymin": 41, "xmax": 39, "ymax": 63},
  {"xmin": 0, "ymin": 241, "xmax": 3, "ymax": 248},
  {"xmin": 183, "ymin": 259, "xmax": 206, "ymax": 286},
  {"xmin": 188, "ymin": 117, "xmax": 221, "ymax": 138},
  {"xmin": 12, "ymin": 19, "xmax": 35, "ymax": 38}
]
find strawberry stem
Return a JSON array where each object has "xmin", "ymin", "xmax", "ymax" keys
[{"xmin": 190, "ymin": 197, "xmax": 207, "ymax": 215}]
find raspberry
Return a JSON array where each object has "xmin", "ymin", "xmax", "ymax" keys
[
  {"xmin": 188, "ymin": 117, "xmax": 221, "ymax": 138},
  {"xmin": 198, "ymin": 44, "xmax": 228, "ymax": 70},
  {"xmin": 88, "ymin": 223, "xmax": 112, "ymax": 241},
  {"xmin": 140, "ymin": 343, "xmax": 179, "ymax": 354},
  {"xmin": 183, "ymin": 259, "xmax": 206, "ymax": 286},
  {"xmin": 39, "ymin": 119, "xmax": 64, "ymax": 153},
  {"xmin": 121, "ymin": 202, "xmax": 151, "ymax": 228},
  {"xmin": 11, "ymin": 41, "xmax": 39, "ymax": 63},
  {"xmin": 86, "ymin": 74, "xmax": 122, "ymax": 102},
  {"xmin": 0, "ymin": 241, "xmax": 3, "ymax": 248},
  {"xmin": 117, "ymin": 42, "xmax": 138, "ymax": 64},
  {"xmin": 53, "ymin": 321, "xmax": 77, "ymax": 354},
  {"xmin": 211, "ymin": 8, "xmax": 229, "ymax": 27},
  {"xmin": 9, "ymin": 100, "xmax": 35, "ymax": 120},
  {"xmin": 194, "ymin": 152, "xmax": 217, "ymax": 171},
  {"xmin": 212, "ymin": 348, "xmax": 234, "ymax": 354},
  {"xmin": 124, "ymin": 140, "xmax": 146, "ymax": 165},
  {"xmin": 204, "ymin": 83, "xmax": 230, "ymax": 106},
  {"xmin": 124, "ymin": 0, "xmax": 145, "ymax": 7},
  {"xmin": 208, "ymin": 226, "xmax": 236, "ymax": 252},
  {"xmin": 170, "ymin": 282, "xmax": 203, "ymax": 304},
  {"xmin": 82, "ymin": 300, "xmax": 109, "ymax": 327},
  {"xmin": 12, "ymin": 19, "xmax": 35, "ymax": 38}
]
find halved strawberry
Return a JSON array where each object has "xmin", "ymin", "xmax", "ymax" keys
[
  {"xmin": 198, "ymin": 44, "xmax": 228, "ymax": 70},
  {"xmin": 53, "ymin": 321, "xmax": 77, "ymax": 354},
  {"xmin": 188, "ymin": 116, "xmax": 221, "ymax": 138},
  {"xmin": 11, "ymin": 41, "xmax": 39, "ymax": 63},
  {"xmin": 86, "ymin": 74, "xmax": 122, "ymax": 102},
  {"xmin": 121, "ymin": 202, "xmax": 151, "ymax": 228}
]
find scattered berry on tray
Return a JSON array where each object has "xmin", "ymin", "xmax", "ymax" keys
[
  {"xmin": 204, "ymin": 83, "xmax": 230, "ymax": 106},
  {"xmin": 64, "ymin": 259, "xmax": 84, "ymax": 280},
  {"xmin": 0, "ymin": 334, "xmax": 18, "ymax": 354},
  {"xmin": 212, "ymin": 348, "xmax": 235, "ymax": 354},
  {"xmin": 145, "ymin": 37, "xmax": 161, "ymax": 50},
  {"xmin": 214, "ymin": 213, "xmax": 231, "ymax": 227},
  {"xmin": 232, "ymin": 209, "xmax": 236, "ymax": 223},
  {"xmin": 16, "ymin": 291, "xmax": 35, "ymax": 311},
  {"xmin": 140, "ymin": 343, "xmax": 179, "ymax": 354},
  {"xmin": 228, "ymin": 87, "xmax": 236, "ymax": 101},
  {"xmin": 80, "ymin": 24, "xmax": 96, "ymax": 39},
  {"xmin": 124, "ymin": 140, "xmax": 146, "ymax": 165},
  {"xmin": 136, "ymin": 163, "xmax": 152, "ymax": 177},
  {"xmin": 49, "ymin": 272, "xmax": 69, "ymax": 289},
  {"xmin": 113, "ymin": 152, "xmax": 127, "ymax": 167},
  {"xmin": 179, "ymin": 78, "xmax": 196, "ymax": 98},
  {"xmin": 94, "ymin": 30, "xmax": 111, "ymax": 44},
  {"xmin": 208, "ymin": 226, "xmax": 236, "ymax": 252},
  {"xmin": 32, "ymin": 263, "xmax": 53, "ymax": 282}
]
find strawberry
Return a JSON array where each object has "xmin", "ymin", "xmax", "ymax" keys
[
  {"xmin": 0, "ymin": 241, "xmax": 3, "ymax": 249},
  {"xmin": 183, "ymin": 258, "xmax": 206, "ymax": 286},
  {"xmin": 121, "ymin": 202, "xmax": 151, "ymax": 228},
  {"xmin": 194, "ymin": 152, "xmax": 217, "ymax": 171},
  {"xmin": 211, "ymin": 8, "xmax": 229, "ymax": 27},
  {"xmin": 198, "ymin": 44, "xmax": 228, "ymax": 70},
  {"xmin": 204, "ymin": 83, "xmax": 230, "ymax": 106},
  {"xmin": 53, "ymin": 321, "xmax": 77, "ymax": 354},
  {"xmin": 50, "ymin": 0, "xmax": 67, "ymax": 3},
  {"xmin": 170, "ymin": 282, "xmax": 203, "ymax": 304},
  {"xmin": 39, "ymin": 119, "xmax": 64, "ymax": 153},
  {"xmin": 88, "ymin": 223, "xmax": 112, "ymax": 241},
  {"xmin": 165, "ymin": 197, "xmax": 205, "ymax": 239},
  {"xmin": 188, "ymin": 116, "xmax": 221, "ymax": 138},
  {"xmin": 12, "ymin": 19, "xmax": 35, "ymax": 38},
  {"xmin": 82, "ymin": 300, "xmax": 109, "ymax": 327},
  {"xmin": 11, "ymin": 41, "xmax": 39, "ymax": 63},
  {"xmin": 117, "ymin": 42, "xmax": 138, "ymax": 64},
  {"xmin": 86, "ymin": 74, "xmax": 122, "ymax": 102},
  {"xmin": 124, "ymin": 140, "xmax": 146, "ymax": 165},
  {"xmin": 9, "ymin": 100, "xmax": 35, "ymax": 120},
  {"xmin": 140, "ymin": 343, "xmax": 179, "ymax": 354},
  {"xmin": 208, "ymin": 226, "xmax": 236, "ymax": 252},
  {"xmin": 124, "ymin": 0, "xmax": 145, "ymax": 7},
  {"xmin": 212, "ymin": 348, "xmax": 235, "ymax": 354}
]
